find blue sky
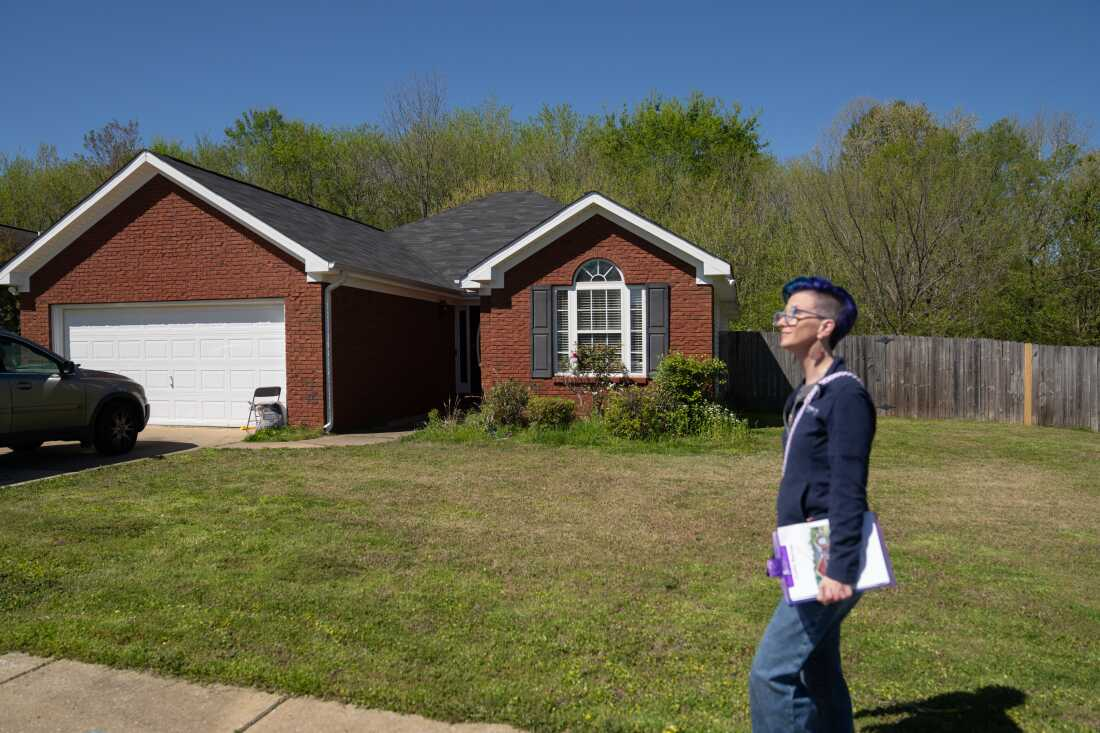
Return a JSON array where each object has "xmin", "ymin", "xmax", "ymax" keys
[{"xmin": 2, "ymin": 0, "xmax": 1096, "ymax": 161}]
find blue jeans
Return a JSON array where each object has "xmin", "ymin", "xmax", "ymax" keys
[{"xmin": 748, "ymin": 593, "xmax": 861, "ymax": 732}]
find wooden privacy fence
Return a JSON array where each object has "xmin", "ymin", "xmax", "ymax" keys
[{"xmin": 720, "ymin": 331, "xmax": 1100, "ymax": 432}]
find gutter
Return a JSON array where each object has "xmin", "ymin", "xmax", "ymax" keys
[{"xmin": 323, "ymin": 276, "xmax": 345, "ymax": 433}]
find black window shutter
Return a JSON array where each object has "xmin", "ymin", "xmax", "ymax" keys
[
  {"xmin": 531, "ymin": 286, "xmax": 553, "ymax": 378},
  {"xmin": 646, "ymin": 284, "xmax": 670, "ymax": 377}
]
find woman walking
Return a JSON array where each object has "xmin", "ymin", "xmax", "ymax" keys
[{"xmin": 748, "ymin": 276, "xmax": 877, "ymax": 732}]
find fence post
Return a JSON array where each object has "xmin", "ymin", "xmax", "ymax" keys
[{"xmin": 1023, "ymin": 342, "xmax": 1034, "ymax": 426}]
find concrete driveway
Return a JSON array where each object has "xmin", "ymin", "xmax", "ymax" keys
[{"xmin": 0, "ymin": 426, "xmax": 243, "ymax": 487}]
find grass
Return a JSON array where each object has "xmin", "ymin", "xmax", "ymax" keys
[
  {"xmin": 243, "ymin": 425, "xmax": 325, "ymax": 442},
  {"xmin": 1, "ymin": 417, "xmax": 1097, "ymax": 731}
]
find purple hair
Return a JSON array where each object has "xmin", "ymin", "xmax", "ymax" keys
[{"xmin": 782, "ymin": 276, "xmax": 858, "ymax": 348}]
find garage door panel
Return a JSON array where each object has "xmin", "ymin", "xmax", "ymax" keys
[
  {"xmin": 118, "ymin": 340, "xmax": 142, "ymax": 359},
  {"xmin": 69, "ymin": 340, "xmax": 90, "ymax": 359},
  {"xmin": 57, "ymin": 301, "xmax": 286, "ymax": 427},
  {"xmin": 172, "ymin": 370, "xmax": 197, "ymax": 389},
  {"xmin": 200, "ymin": 340, "xmax": 225, "ymax": 358},
  {"xmin": 229, "ymin": 339, "xmax": 253, "ymax": 358},
  {"xmin": 146, "ymin": 340, "xmax": 169, "ymax": 358},
  {"xmin": 171, "ymin": 340, "xmax": 196, "ymax": 358},
  {"xmin": 258, "ymin": 338, "xmax": 282, "ymax": 358}
]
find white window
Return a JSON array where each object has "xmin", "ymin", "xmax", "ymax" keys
[{"xmin": 554, "ymin": 259, "xmax": 646, "ymax": 376}]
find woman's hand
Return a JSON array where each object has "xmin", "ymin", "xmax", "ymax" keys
[{"xmin": 817, "ymin": 576, "xmax": 853, "ymax": 605}]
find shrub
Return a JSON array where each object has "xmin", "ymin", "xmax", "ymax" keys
[
  {"xmin": 482, "ymin": 380, "xmax": 529, "ymax": 428},
  {"xmin": 654, "ymin": 352, "xmax": 727, "ymax": 409},
  {"xmin": 526, "ymin": 396, "xmax": 576, "ymax": 430},
  {"xmin": 603, "ymin": 384, "xmax": 676, "ymax": 440},
  {"xmin": 462, "ymin": 410, "xmax": 489, "ymax": 431}
]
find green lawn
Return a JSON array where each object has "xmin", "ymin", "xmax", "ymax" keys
[
  {"xmin": 1, "ymin": 418, "xmax": 1097, "ymax": 731},
  {"xmin": 243, "ymin": 424, "xmax": 326, "ymax": 442}
]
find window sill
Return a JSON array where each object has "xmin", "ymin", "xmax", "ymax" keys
[{"xmin": 551, "ymin": 375, "xmax": 650, "ymax": 385}]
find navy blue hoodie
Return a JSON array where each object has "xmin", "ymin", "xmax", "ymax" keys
[{"xmin": 778, "ymin": 356, "xmax": 877, "ymax": 585}]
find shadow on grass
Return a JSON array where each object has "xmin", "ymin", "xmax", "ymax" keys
[{"xmin": 856, "ymin": 685, "xmax": 1026, "ymax": 731}]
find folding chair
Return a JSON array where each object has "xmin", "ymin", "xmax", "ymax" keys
[{"xmin": 243, "ymin": 386, "xmax": 282, "ymax": 429}]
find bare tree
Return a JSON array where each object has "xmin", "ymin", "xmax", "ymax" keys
[
  {"xmin": 792, "ymin": 102, "xmax": 1013, "ymax": 335},
  {"xmin": 83, "ymin": 120, "xmax": 142, "ymax": 172},
  {"xmin": 384, "ymin": 73, "xmax": 451, "ymax": 220}
]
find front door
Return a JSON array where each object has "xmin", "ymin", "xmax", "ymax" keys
[
  {"xmin": 454, "ymin": 305, "xmax": 481, "ymax": 394},
  {"xmin": 0, "ymin": 336, "xmax": 84, "ymax": 433}
]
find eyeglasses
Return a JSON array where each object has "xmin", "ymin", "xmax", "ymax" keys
[{"xmin": 773, "ymin": 304, "xmax": 832, "ymax": 326}]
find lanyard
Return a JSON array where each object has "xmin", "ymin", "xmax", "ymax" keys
[{"xmin": 781, "ymin": 371, "xmax": 861, "ymax": 478}]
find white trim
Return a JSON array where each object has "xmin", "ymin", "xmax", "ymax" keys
[
  {"xmin": 459, "ymin": 192, "xmax": 736, "ymax": 302},
  {"xmin": 323, "ymin": 271, "xmax": 474, "ymax": 305},
  {"xmin": 0, "ymin": 152, "xmax": 333, "ymax": 292},
  {"xmin": 553, "ymin": 280, "xmax": 646, "ymax": 378},
  {"xmin": 323, "ymin": 280, "xmax": 343, "ymax": 432}
]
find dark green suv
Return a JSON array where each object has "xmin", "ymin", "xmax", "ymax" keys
[{"xmin": 0, "ymin": 330, "xmax": 150, "ymax": 455}]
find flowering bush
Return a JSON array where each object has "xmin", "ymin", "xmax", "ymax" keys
[
  {"xmin": 562, "ymin": 343, "xmax": 629, "ymax": 414},
  {"xmin": 696, "ymin": 402, "xmax": 751, "ymax": 441}
]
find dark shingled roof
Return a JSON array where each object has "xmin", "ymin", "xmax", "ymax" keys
[
  {"xmin": 387, "ymin": 191, "xmax": 565, "ymax": 285},
  {"xmin": 0, "ymin": 224, "xmax": 39, "ymax": 268},
  {"xmin": 156, "ymin": 154, "xmax": 456, "ymax": 291}
]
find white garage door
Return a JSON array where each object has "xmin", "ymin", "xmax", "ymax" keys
[{"xmin": 55, "ymin": 300, "xmax": 286, "ymax": 427}]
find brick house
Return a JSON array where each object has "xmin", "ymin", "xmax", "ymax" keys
[{"xmin": 0, "ymin": 152, "xmax": 737, "ymax": 430}]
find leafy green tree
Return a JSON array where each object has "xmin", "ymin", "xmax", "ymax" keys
[{"xmin": 1, "ymin": 90, "xmax": 1097, "ymax": 347}]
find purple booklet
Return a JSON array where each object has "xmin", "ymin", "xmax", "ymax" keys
[{"xmin": 766, "ymin": 511, "xmax": 896, "ymax": 605}]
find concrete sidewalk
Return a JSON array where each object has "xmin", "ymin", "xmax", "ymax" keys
[{"xmin": 0, "ymin": 653, "xmax": 523, "ymax": 733}]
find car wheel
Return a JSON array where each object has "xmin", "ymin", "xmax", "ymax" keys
[
  {"xmin": 94, "ymin": 402, "xmax": 140, "ymax": 455},
  {"xmin": 11, "ymin": 442, "xmax": 43, "ymax": 454}
]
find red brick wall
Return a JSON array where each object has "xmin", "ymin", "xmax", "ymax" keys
[
  {"xmin": 332, "ymin": 286, "xmax": 455, "ymax": 430},
  {"xmin": 479, "ymin": 215, "xmax": 713, "ymax": 396},
  {"xmin": 18, "ymin": 175, "xmax": 326, "ymax": 426}
]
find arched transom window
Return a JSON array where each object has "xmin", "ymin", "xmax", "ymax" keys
[
  {"xmin": 575, "ymin": 258, "xmax": 623, "ymax": 282},
  {"xmin": 553, "ymin": 258, "xmax": 646, "ymax": 375}
]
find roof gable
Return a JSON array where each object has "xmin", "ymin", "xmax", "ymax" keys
[
  {"xmin": 459, "ymin": 192, "xmax": 735, "ymax": 301},
  {"xmin": 0, "ymin": 153, "xmax": 334, "ymax": 292},
  {"xmin": 0, "ymin": 152, "xmax": 457, "ymax": 295}
]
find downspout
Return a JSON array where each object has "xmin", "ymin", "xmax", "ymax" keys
[{"xmin": 323, "ymin": 276, "xmax": 344, "ymax": 433}]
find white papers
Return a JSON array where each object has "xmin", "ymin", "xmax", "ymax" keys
[{"xmin": 774, "ymin": 512, "xmax": 894, "ymax": 603}]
